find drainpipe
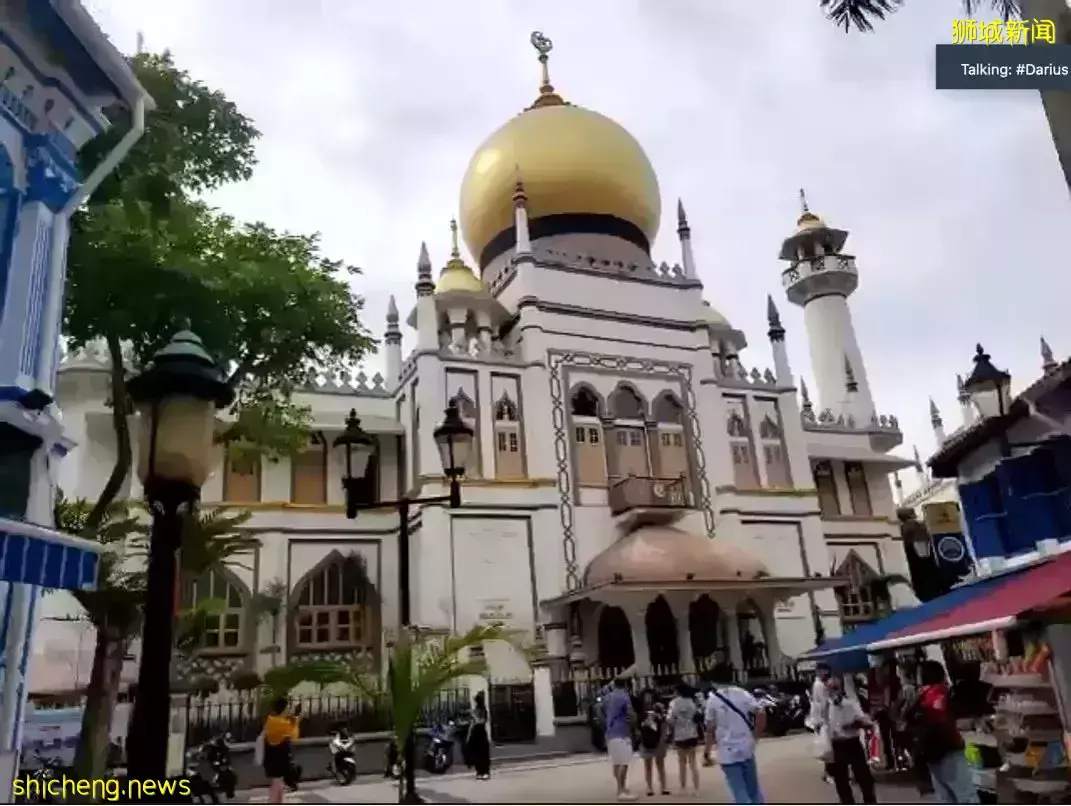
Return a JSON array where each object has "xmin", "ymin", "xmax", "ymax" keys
[{"xmin": 34, "ymin": 94, "xmax": 150, "ymax": 392}]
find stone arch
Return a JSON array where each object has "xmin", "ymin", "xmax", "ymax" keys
[
  {"xmin": 652, "ymin": 391, "xmax": 684, "ymax": 424},
  {"xmin": 494, "ymin": 391, "xmax": 518, "ymax": 422},
  {"xmin": 569, "ymin": 383, "xmax": 604, "ymax": 418},
  {"xmin": 736, "ymin": 598, "xmax": 769, "ymax": 675},
  {"xmin": 287, "ymin": 550, "xmax": 381, "ymax": 663},
  {"xmin": 688, "ymin": 595, "xmax": 726, "ymax": 666},
  {"xmin": 608, "ymin": 382, "xmax": 648, "ymax": 420},
  {"xmin": 596, "ymin": 604, "xmax": 634, "ymax": 671},
  {"xmin": 645, "ymin": 595, "xmax": 679, "ymax": 669}
]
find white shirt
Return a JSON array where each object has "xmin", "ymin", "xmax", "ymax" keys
[
  {"xmin": 823, "ymin": 695, "xmax": 871, "ymax": 740},
  {"xmin": 807, "ymin": 678, "xmax": 829, "ymax": 730},
  {"xmin": 667, "ymin": 696, "xmax": 699, "ymax": 742},
  {"xmin": 703, "ymin": 686, "xmax": 760, "ymax": 765}
]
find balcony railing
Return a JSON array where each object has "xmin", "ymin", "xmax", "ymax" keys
[{"xmin": 608, "ymin": 475, "xmax": 690, "ymax": 516}]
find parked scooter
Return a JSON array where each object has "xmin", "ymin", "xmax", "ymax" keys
[
  {"xmin": 200, "ymin": 733, "xmax": 237, "ymax": 799},
  {"xmin": 328, "ymin": 727, "xmax": 358, "ymax": 785},
  {"xmin": 185, "ymin": 748, "xmax": 219, "ymax": 805},
  {"xmin": 17, "ymin": 754, "xmax": 63, "ymax": 804},
  {"xmin": 423, "ymin": 721, "xmax": 456, "ymax": 775}
]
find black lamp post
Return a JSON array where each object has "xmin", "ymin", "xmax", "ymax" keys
[
  {"xmin": 125, "ymin": 328, "xmax": 234, "ymax": 784},
  {"xmin": 334, "ymin": 401, "xmax": 473, "ymax": 804},
  {"xmin": 963, "ymin": 344, "xmax": 1013, "ymax": 457}
]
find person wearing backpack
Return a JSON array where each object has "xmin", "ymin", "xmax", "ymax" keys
[{"xmin": 704, "ymin": 667, "xmax": 767, "ymax": 804}]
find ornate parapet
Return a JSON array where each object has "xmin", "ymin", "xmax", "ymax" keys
[
  {"xmin": 801, "ymin": 405, "xmax": 902, "ymax": 437},
  {"xmin": 716, "ymin": 360, "xmax": 781, "ymax": 390}
]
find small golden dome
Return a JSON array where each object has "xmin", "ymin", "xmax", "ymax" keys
[
  {"xmin": 458, "ymin": 33, "xmax": 661, "ymax": 267},
  {"xmin": 796, "ymin": 211, "xmax": 825, "ymax": 231},
  {"xmin": 436, "ymin": 219, "xmax": 486, "ymax": 296}
]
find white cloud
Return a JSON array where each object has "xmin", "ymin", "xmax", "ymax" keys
[{"xmin": 85, "ymin": 0, "xmax": 1071, "ymax": 464}]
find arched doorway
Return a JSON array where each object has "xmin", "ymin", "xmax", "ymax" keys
[
  {"xmin": 736, "ymin": 600, "xmax": 769, "ymax": 676},
  {"xmin": 688, "ymin": 595, "xmax": 726, "ymax": 667},
  {"xmin": 597, "ymin": 606, "xmax": 635, "ymax": 671},
  {"xmin": 645, "ymin": 596, "xmax": 679, "ymax": 670}
]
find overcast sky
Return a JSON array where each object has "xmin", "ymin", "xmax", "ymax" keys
[{"xmin": 86, "ymin": 0, "xmax": 1071, "ymax": 481}]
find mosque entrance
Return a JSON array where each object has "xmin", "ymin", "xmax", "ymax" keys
[{"xmin": 488, "ymin": 682, "xmax": 536, "ymax": 743}]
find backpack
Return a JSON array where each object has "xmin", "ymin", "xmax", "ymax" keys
[{"xmin": 640, "ymin": 714, "xmax": 663, "ymax": 750}]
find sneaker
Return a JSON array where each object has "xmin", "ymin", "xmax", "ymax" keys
[{"xmin": 617, "ymin": 793, "xmax": 639, "ymax": 802}]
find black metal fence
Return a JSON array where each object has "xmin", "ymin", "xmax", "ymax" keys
[
  {"xmin": 179, "ymin": 686, "xmax": 471, "ymax": 748},
  {"xmin": 550, "ymin": 663, "xmax": 806, "ymax": 719}
]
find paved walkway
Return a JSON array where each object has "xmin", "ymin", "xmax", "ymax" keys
[{"xmin": 241, "ymin": 735, "xmax": 933, "ymax": 804}]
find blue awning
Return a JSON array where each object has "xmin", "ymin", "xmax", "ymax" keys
[
  {"xmin": 799, "ymin": 569, "xmax": 1027, "ymax": 673},
  {"xmin": 0, "ymin": 516, "xmax": 100, "ymax": 590}
]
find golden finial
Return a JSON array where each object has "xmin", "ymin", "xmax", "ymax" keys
[
  {"xmin": 799, "ymin": 188, "xmax": 809, "ymax": 215},
  {"xmin": 529, "ymin": 31, "xmax": 565, "ymax": 108},
  {"xmin": 449, "ymin": 218, "xmax": 461, "ymax": 259},
  {"xmin": 796, "ymin": 188, "xmax": 822, "ymax": 229}
]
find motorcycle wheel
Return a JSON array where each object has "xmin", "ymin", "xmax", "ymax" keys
[
  {"xmin": 436, "ymin": 750, "xmax": 452, "ymax": 774},
  {"xmin": 333, "ymin": 765, "xmax": 357, "ymax": 786}
]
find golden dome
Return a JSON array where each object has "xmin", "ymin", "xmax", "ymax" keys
[
  {"xmin": 796, "ymin": 211, "xmax": 825, "ymax": 231},
  {"xmin": 436, "ymin": 219, "xmax": 486, "ymax": 295},
  {"xmin": 458, "ymin": 33, "xmax": 661, "ymax": 267}
]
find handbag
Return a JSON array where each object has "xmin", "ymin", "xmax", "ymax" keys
[
  {"xmin": 813, "ymin": 724, "xmax": 834, "ymax": 762},
  {"xmin": 253, "ymin": 731, "xmax": 265, "ymax": 767}
]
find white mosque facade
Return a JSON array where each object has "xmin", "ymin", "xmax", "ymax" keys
[{"xmin": 35, "ymin": 35, "xmax": 916, "ymax": 720}]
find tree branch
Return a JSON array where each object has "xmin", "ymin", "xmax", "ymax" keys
[
  {"xmin": 226, "ymin": 354, "xmax": 259, "ymax": 389},
  {"xmin": 85, "ymin": 332, "xmax": 133, "ymax": 532}
]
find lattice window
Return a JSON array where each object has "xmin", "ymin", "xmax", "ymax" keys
[
  {"xmin": 813, "ymin": 460, "xmax": 840, "ymax": 516},
  {"xmin": 570, "ymin": 387, "xmax": 601, "ymax": 418},
  {"xmin": 754, "ymin": 399, "xmax": 791, "ymax": 488},
  {"xmin": 835, "ymin": 554, "xmax": 878, "ymax": 623},
  {"xmin": 494, "ymin": 394, "xmax": 518, "ymax": 422},
  {"xmin": 571, "ymin": 386, "xmax": 606, "ymax": 485},
  {"xmin": 725, "ymin": 398, "xmax": 758, "ymax": 488},
  {"xmin": 845, "ymin": 462, "xmax": 872, "ymax": 516},
  {"xmin": 180, "ymin": 567, "xmax": 246, "ymax": 651},
  {"xmin": 295, "ymin": 555, "xmax": 376, "ymax": 651}
]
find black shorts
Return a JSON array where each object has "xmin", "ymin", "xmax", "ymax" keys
[
  {"xmin": 675, "ymin": 737, "xmax": 699, "ymax": 750},
  {"xmin": 263, "ymin": 742, "xmax": 291, "ymax": 779}
]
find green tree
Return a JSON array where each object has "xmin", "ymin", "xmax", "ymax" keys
[
  {"xmin": 60, "ymin": 50, "xmax": 374, "ymax": 778},
  {"xmin": 56, "ymin": 496, "xmax": 260, "ymax": 778},
  {"xmin": 820, "ymin": 0, "xmax": 1018, "ymax": 31}
]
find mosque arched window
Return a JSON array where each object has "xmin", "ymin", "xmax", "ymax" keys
[
  {"xmin": 493, "ymin": 391, "xmax": 524, "ymax": 480},
  {"xmin": 451, "ymin": 390, "xmax": 481, "ymax": 478},
  {"xmin": 653, "ymin": 392, "xmax": 689, "ymax": 483},
  {"xmin": 834, "ymin": 552, "xmax": 878, "ymax": 624},
  {"xmin": 813, "ymin": 460, "xmax": 840, "ymax": 516},
  {"xmin": 753, "ymin": 399, "xmax": 791, "ymax": 488},
  {"xmin": 845, "ymin": 462, "xmax": 872, "ymax": 516},
  {"xmin": 179, "ymin": 566, "xmax": 249, "ymax": 652},
  {"xmin": 608, "ymin": 384, "xmax": 649, "ymax": 480},
  {"xmin": 725, "ymin": 398, "xmax": 758, "ymax": 489},
  {"xmin": 293, "ymin": 553, "xmax": 379, "ymax": 654},
  {"xmin": 569, "ymin": 385, "xmax": 606, "ymax": 486}
]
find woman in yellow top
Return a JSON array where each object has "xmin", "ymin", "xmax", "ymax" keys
[{"xmin": 262, "ymin": 697, "xmax": 301, "ymax": 803}]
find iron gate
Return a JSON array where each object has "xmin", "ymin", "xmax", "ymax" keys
[{"xmin": 488, "ymin": 682, "xmax": 536, "ymax": 743}]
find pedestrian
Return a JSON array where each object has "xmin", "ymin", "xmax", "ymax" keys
[
  {"xmin": 257, "ymin": 697, "xmax": 301, "ymax": 804},
  {"xmin": 637, "ymin": 689, "xmax": 671, "ymax": 797},
  {"xmin": 603, "ymin": 675, "xmax": 639, "ymax": 801},
  {"xmin": 704, "ymin": 665, "xmax": 766, "ymax": 804},
  {"xmin": 667, "ymin": 681, "xmax": 702, "ymax": 795},
  {"xmin": 816, "ymin": 676, "xmax": 876, "ymax": 804},
  {"xmin": 905, "ymin": 660, "xmax": 979, "ymax": 805},
  {"xmin": 807, "ymin": 663, "xmax": 833, "ymax": 784},
  {"xmin": 467, "ymin": 691, "xmax": 492, "ymax": 780}
]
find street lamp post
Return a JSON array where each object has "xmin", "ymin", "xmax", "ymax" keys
[
  {"xmin": 125, "ymin": 328, "xmax": 234, "ymax": 784},
  {"xmin": 962, "ymin": 344, "xmax": 1013, "ymax": 457},
  {"xmin": 333, "ymin": 402, "xmax": 474, "ymax": 805}
]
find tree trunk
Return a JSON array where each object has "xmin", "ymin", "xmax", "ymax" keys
[
  {"xmin": 85, "ymin": 332, "xmax": 132, "ymax": 532},
  {"xmin": 71, "ymin": 622, "xmax": 128, "ymax": 779}
]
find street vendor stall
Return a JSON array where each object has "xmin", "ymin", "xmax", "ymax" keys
[{"xmin": 867, "ymin": 550, "xmax": 1071, "ymax": 803}]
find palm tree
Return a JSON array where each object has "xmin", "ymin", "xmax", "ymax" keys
[
  {"xmin": 820, "ymin": 0, "xmax": 1019, "ymax": 31},
  {"xmin": 252, "ymin": 577, "xmax": 288, "ymax": 666},
  {"xmin": 55, "ymin": 496, "xmax": 260, "ymax": 779},
  {"xmin": 344, "ymin": 624, "xmax": 527, "ymax": 803}
]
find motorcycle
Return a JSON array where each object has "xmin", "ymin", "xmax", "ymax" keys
[
  {"xmin": 384, "ymin": 735, "xmax": 402, "ymax": 780},
  {"xmin": 749, "ymin": 686, "xmax": 790, "ymax": 736},
  {"xmin": 200, "ymin": 733, "xmax": 237, "ymax": 799},
  {"xmin": 328, "ymin": 728, "xmax": 358, "ymax": 786},
  {"xmin": 184, "ymin": 748, "xmax": 218, "ymax": 805},
  {"xmin": 587, "ymin": 692, "xmax": 607, "ymax": 752},
  {"xmin": 18, "ymin": 754, "xmax": 63, "ymax": 804},
  {"xmin": 423, "ymin": 721, "xmax": 456, "ymax": 775}
]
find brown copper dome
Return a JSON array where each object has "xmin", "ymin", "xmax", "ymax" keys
[{"xmin": 583, "ymin": 525, "xmax": 769, "ymax": 587}]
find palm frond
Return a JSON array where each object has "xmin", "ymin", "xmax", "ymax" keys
[
  {"xmin": 820, "ymin": 0, "xmax": 904, "ymax": 32},
  {"xmin": 175, "ymin": 597, "xmax": 227, "ymax": 654},
  {"xmin": 963, "ymin": 0, "xmax": 1021, "ymax": 20}
]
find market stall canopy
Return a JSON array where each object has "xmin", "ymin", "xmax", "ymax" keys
[
  {"xmin": 869, "ymin": 551, "xmax": 1071, "ymax": 652},
  {"xmin": 798, "ymin": 568, "xmax": 1030, "ymax": 673}
]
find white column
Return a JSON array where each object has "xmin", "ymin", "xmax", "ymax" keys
[
  {"xmin": 532, "ymin": 664, "xmax": 555, "ymax": 737},
  {"xmin": 666, "ymin": 593, "xmax": 694, "ymax": 672},
  {"xmin": 0, "ymin": 583, "xmax": 36, "ymax": 751},
  {"xmin": 801, "ymin": 294, "xmax": 874, "ymax": 421},
  {"xmin": 762, "ymin": 606, "xmax": 783, "ymax": 669},
  {"xmin": 0, "ymin": 201, "xmax": 49, "ymax": 389}
]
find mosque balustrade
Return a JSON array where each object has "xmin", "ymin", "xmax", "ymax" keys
[
  {"xmin": 781, "ymin": 254, "xmax": 858, "ymax": 287},
  {"xmin": 607, "ymin": 474, "xmax": 690, "ymax": 516}
]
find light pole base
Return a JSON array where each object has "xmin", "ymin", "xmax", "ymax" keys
[{"xmin": 400, "ymin": 789, "xmax": 424, "ymax": 804}]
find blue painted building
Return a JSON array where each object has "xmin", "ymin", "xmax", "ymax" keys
[
  {"xmin": 930, "ymin": 345, "xmax": 1071, "ymax": 568},
  {"xmin": 0, "ymin": 0, "xmax": 152, "ymax": 793}
]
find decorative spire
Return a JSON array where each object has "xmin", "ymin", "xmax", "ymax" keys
[
  {"xmin": 956, "ymin": 373, "xmax": 969, "ymax": 403},
  {"xmin": 529, "ymin": 31, "xmax": 565, "ymax": 108},
  {"xmin": 677, "ymin": 199, "xmax": 690, "ymax": 237},
  {"xmin": 913, "ymin": 444, "xmax": 923, "ymax": 471},
  {"xmin": 513, "ymin": 171, "xmax": 528, "ymax": 208},
  {"xmin": 799, "ymin": 188, "xmax": 810, "ymax": 215},
  {"xmin": 384, "ymin": 295, "xmax": 401, "ymax": 347},
  {"xmin": 1041, "ymin": 336, "xmax": 1057, "ymax": 374},
  {"xmin": 800, "ymin": 378, "xmax": 813, "ymax": 414},
  {"xmin": 766, "ymin": 294, "xmax": 784, "ymax": 342},
  {"xmin": 929, "ymin": 397, "xmax": 943, "ymax": 427},
  {"xmin": 449, "ymin": 218, "xmax": 461, "ymax": 260},
  {"xmin": 796, "ymin": 187, "xmax": 823, "ymax": 229},
  {"xmin": 844, "ymin": 354, "xmax": 858, "ymax": 393},
  {"xmin": 415, "ymin": 241, "xmax": 434, "ymax": 297}
]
